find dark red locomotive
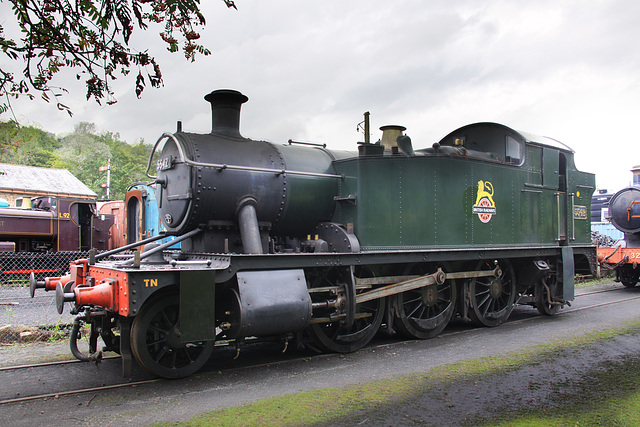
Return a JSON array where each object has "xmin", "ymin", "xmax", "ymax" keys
[{"xmin": 0, "ymin": 197, "xmax": 113, "ymax": 252}]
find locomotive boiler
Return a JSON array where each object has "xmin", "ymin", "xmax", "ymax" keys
[
  {"xmin": 31, "ymin": 89, "xmax": 596, "ymax": 378},
  {"xmin": 597, "ymin": 187, "xmax": 640, "ymax": 286},
  {"xmin": 155, "ymin": 90, "xmax": 354, "ymax": 254}
]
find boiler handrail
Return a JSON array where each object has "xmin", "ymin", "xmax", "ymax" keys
[{"xmin": 145, "ymin": 133, "xmax": 344, "ymax": 180}]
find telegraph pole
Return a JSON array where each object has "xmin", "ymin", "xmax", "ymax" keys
[
  {"xmin": 106, "ymin": 158, "xmax": 111, "ymax": 199},
  {"xmin": 99, "ymin": 159, "xmax": 111, "ymax": 199}
]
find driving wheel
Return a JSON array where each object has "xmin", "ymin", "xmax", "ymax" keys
[
  {"xmin": 468, "ymin": 260, "xmax": 516, "ymax": 327},
  {"xmin": 307, "ymin": 267, "xmax": 385, "ymax": 353},
  {"xmin": 131, "ymin": 294, "xmax": 214, "ymax": 378},
  {"xmin": 393, "ymin": 263, "xmax": 456, "ymax": 339}
]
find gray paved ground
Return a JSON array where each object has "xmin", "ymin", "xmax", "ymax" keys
[
  {"xmin": 0, "ymin": 286, "xmax": 74, "ymax": 327},
  {"xmin": 1, "ymin": 280, "xmax": 639, "ymax": 426}
]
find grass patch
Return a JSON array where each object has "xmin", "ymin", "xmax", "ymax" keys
[
  {"xmin": 575, "ymin": 275, "xmax": 614, "ymax": 288},
  {"xmin": 485, "ymin": 355, "xmax": 640, "ymax": 426},
  {"xmin": 156, "ymin": 324, "xmax": 640, "ymax": 427},
  {"xmin": 46, "ymin": 320, "xmax": 71, "ymax": 342},
  {"xmin": 157, "ymin": 378, "xmax": 421, "ymax": 426}
]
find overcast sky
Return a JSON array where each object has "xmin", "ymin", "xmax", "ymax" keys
[{"xmin": 5, "ymin": 0, "xmax": 640, "ymax": 192}]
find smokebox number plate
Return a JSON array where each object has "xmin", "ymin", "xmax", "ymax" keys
[{"xmin": 157, "ymin": 157, "xmax": 173, "ymax": 171}]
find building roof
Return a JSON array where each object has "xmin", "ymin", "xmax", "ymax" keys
[{"xmin": 0, "ymin": 163, "xmax": 96, "ymax": 198}]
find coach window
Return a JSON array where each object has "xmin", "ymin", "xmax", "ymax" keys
[{"xmin": 505, "ymin": 136, "xmax": 523, "ymax": 165}]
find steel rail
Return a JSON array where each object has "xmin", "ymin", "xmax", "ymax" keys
[
  {"xmin": 0, "ymin": 378, "xmax": 162, "ymax": 405},
  {"xmin": 0, "ymin": 285, "xmax": 626, "ymax": 376},
  {"xmin": 2, "ymin": 285, "xmax": 638, "ymax": 406},
  {"xmin": 0, "ymin": 355, "xmax": 120, "ymax": 373}
]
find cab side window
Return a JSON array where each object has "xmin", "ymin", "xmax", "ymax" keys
[{"xmin": 505, "ymin": 136, "xmax": 523, "ymax": 165}]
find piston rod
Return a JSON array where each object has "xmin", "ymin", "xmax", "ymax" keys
[{"xmin": 354, "ymin": 266, "xmax": 501, "ymax": 304}]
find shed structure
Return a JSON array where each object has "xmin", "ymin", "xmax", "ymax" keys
[{"xmin": 0, "ymin": 163, "xmax": 96, "ymax": 206}]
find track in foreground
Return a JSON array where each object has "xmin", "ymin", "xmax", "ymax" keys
[{"xmin": 2, "ymin": 285, "xmax": 638, "ymax": 406}]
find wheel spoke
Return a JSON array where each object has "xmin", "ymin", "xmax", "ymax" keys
[
  {"xmin": 170, "ymin": 351, "xmax": 178, "ymax": 369},
  {"xmin": 404, "ymin": 295, "xmax": 423, "ymax": 305},
  {"xmin": 424, "ymin": 305, "xmax": 434, "ymax": 319},
  {"xmin": 160, "ymin": 310, "xmax": 172, "ymax": 327},
  {"xmin": 154, "ymin": 345, "xmax": 169, "ymax": 363},
  {"xmin": 477, "ymin": 293, "xmax": 491, "ymax": 312},
  {"xmin": 394, "ymin": 263, "xmax": 457, "ymax": 340},
  {"xmin": 148, "ymin": 324, "xmax": 169, "ymax": 335},
  {"xmin": 148, "ymin": 337, "xmax": 167, "ymax": 347},
  {"xmin": 469, "ymin": 260, "xmax": 516, "ymax": 327},
  {"xmin": 407, "ymin": 301, "xmax": 422, "ymax": 317}
]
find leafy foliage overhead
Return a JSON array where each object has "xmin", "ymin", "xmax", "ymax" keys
[{"xmin": 0, "ymin": 0, "xmax": 237, "ymax": 117}]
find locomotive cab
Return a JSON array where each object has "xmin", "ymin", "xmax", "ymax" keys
[{"xmin": 420, "ymin": 122, "xmax": 526, "ymax": 165}]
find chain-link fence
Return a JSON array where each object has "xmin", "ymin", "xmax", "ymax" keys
[{"xmin": 0, "ymin": 251, "xmax": 89, "ymax": 343}]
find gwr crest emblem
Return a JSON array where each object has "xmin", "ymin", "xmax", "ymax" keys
[{"xmin": 472, "ymin": 180, "xmax": 496, "ymax": 223}]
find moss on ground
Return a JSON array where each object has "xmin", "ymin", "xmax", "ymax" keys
[
  {"xmin": 155, "ymin": 324, "xmax": 640, "ymax": 427},
  {"xmin": 484, "ymin": 355, "xmax": 640, "ymax": 426}
]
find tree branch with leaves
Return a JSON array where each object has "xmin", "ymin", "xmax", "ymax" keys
[{"xmin": 0, "ymin": 0, "xmax": 237, "ymax": 118}]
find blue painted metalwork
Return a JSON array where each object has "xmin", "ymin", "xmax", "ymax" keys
[{"xmin": 127, "ymin": 184, "xmax": 180, "ymax": 249}]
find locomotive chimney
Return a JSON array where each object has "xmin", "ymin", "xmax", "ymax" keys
[{"xmin": 204, "ymin": 89, "xmax": 249, "ymax": 138}]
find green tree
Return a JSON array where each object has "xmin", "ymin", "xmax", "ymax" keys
[
  {"xmin": 2, "ymin": 119, "xmax": 154, "ymax": 199},
  {"xmin": 0, "ymin": 120, "xmax": 59, "ymax": 166},
  {"xmin": 53, "ymin": 122, "xmax": 112, "ymax": 194},
  {"xmin": 0, "ymin": 0, "xmax": 237, "ymax": 117},
  {"xmin": 0, "ymin": 121, "xmax": 20, "ymax": 161},
  {"xmin": 98, "ymin": 130, "xmax": 153, "ymax": 199}
]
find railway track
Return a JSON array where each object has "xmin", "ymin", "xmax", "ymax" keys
[
  {"xmin": 2, "ymin": 285, "xmax": 639, "ymax": 406},
  {"xmin": 0, "ymin": 355, "xmax": 120, "ymax": 372}
]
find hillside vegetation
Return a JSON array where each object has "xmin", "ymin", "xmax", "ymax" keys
[{"xmin": 0, "ymin": 121, "xmax": 154, "ymax": 200}]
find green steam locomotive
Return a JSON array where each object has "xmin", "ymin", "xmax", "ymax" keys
[{"xmin": 31, "ymin": 89, "xmax": 595, "ymax": 378}]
